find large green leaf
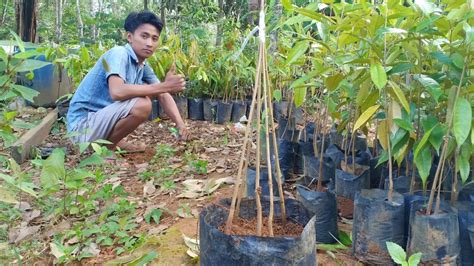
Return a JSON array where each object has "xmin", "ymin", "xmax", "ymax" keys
[
  {"xmin": 386, "ymin": 241, "xmax": 406, "ymax": 265},
  {"xmin": 415, "ymin": 146, "xmax": 432, "ymax": 187},
  {"xmin": 0, "ymin": 47, "xmax": 7, "ymax": 63},
  {"xmin": 353, "ymin": 105, "xmax": 380, "ymax": 132},
  {"xmin": 408, "ymin": 252, "xmax": 422, "ymax": 266},
  {"xmin": 457, "ymin": 143, "xmax": 471, "ymax": 184},
  {"xmin": 414, "ymin": 74, "xmax": 442, "ymax": 102},
  {"xmin": 388, "ymin": 81, "xmax": 410, "ymax": 114},
  {"xmin": 11, "ymin": 84, "xmax": 39, "ymax": 102},
  {"xmin": 370, "ymin": 63, "xmax": 387, "ymax": 90},
  {"xmin": 325, "ymin": 73, "xmax": 344, "ymax": 91},
  {"xmin": 414, "ymin": 125, "xmax": 436, "ymax": 160},
  {"xmin": 13, "ymin": 49, "xmax": 41, "ymax": 59},
  {"xmin": 294, "ymin": 7, "xmax": 332, "ymax": 23},
  {"xmin": 453, "ymin": 97, "xmax": 472, "ymax": 147},
  {"xmin": 294, "ymin": 86, "xmax": 306, "ymax": 107},
  {"xmin": 281, "ymin": 0, "xmax": 293, "ymax": 10},
  {"xmin": 285, "ymin": 41, "xmax": 309, "ymax": 65},
  {"xmin": 15, "ymin": 59, "xmax": 51, "ymax": 72},
  {"xmin": 40, "ymin": 148, "xmax": 65, "ymax": 193}
]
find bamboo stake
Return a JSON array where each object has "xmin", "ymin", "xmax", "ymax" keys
[
  {"xmin": 224, "ymin": 47, "xmax": 262, "ymax": 234},
  {"xmin": 255, "ymin": 49, "xmax": 264, "ymax": 236},
  {"xmin": 263, "ymin": 52, "xmax": 274, "ymax": 236}
]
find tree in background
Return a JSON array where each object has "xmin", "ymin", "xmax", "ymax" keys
[{"xmin": 15, "ymin": 0, "xmax": 38, "ymax": 42}]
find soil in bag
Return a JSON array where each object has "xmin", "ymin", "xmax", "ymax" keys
[
  {"xmin": 296, "ymin": 185, "xmax": 338, "ymax": 244},
  {"xmin": 352, "ymin": 189, "xmax": 405, "ymax": 265},
  {"xmin": 216, "ymin": 100, "xmax": 233, "ymax": 124},
  {"xmin": 407, "ymin": 201, "xmax": 460, "ymax": 265},
  {"xmin": 203, "ymin": 99, "xmax": 218, "ymax": 122},
  {"xmin": 199, "ymin": 197, "xmax": 317, "ymax": 266},
  {"xmin": 188, "ymin": 98, "xmax": 204, "ymax": 120}
]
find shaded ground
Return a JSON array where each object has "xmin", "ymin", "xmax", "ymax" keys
[{"xmin": 3, "ymin": 117, "xmax": 360, "ymax": 265}]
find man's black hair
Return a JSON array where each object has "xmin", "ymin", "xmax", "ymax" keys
[{"xmin": 124, "ymin": 11, "xmax": 163, "ymax": 34}]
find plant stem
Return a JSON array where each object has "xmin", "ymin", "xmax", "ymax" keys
[
  {"xmin": 427, "ymin": 56, "xmax": 468, "ymax": 215},
  {"xmin": 451, "ymin": 149, "xmax": 459, "ymax": 203},
  {"xmin": 317, "ymin": 106, "xmax": 328, "ymax": 191}
]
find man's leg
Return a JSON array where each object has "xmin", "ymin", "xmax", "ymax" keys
[{"xmin": 107, "ymin": 97, "xmax": 152, "ymax": 150}]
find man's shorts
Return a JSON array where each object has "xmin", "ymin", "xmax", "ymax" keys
[{"xmin": 69, "ymin": 98, "xmax": 139, "ymax": 144}]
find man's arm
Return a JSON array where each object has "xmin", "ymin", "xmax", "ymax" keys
[
  {"xmin": 157, "ymin": 93, "xmax": 189, "ymax": 140},
  {"xmin": 108, "ymin": 75, "xmax": 184, "ymax": 101}
]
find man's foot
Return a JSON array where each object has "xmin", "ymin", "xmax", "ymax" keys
[{"xmin": 116, "ymin": 139, "xmax": 146, "ymax": 153}]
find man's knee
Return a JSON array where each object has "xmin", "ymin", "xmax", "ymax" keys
[{"xmin": 130, "ymin": 97, "xmax": 152, "ymax": 119}]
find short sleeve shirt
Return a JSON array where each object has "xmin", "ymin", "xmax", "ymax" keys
[{"xmin": 66, "ymin": 43, "xmax": 160, "ymax": 132}]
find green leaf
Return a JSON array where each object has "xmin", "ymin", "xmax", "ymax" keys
[
  {"xmin": 408, "ymin": 252, "xmax": 422, "ymax": 266},
  {"xmin": 40, "ymin": 149, "xmax": 65, "ymax": 193},
  {"xmin": 430, "ymin": 51, "xmax": 452, "ymax": 65},
  {"xmin": 11, "ymin": 84, "xmax": 39, "ymax": 102},
  {"xmin": 370, "ymin": 63, "xmax": 387, "ymax": 90},
  {"xmin": 79, "ymin": 142, "xmax": 90, "ymax": 154},
  {"xmin": 281, "ymin": 0, "xmax": 293, "ymax": 10},
  {"xmin": 13, "ymin": 49, "xmax": 41, "ymax": 59},
  {"xmin": 338, "ymin": 231, "xmax": 352, "ymax": 246},
  {"xmin": 325, "ymin": 73, "xmax": 345, "ymax": 91},
  {"xmin": 79, "ymin": 153, "xmax": 104, "ymax": 167},
  {"xmin": 414, "ymin": 74, "xmax": 442, "ymax": 102},
  {"xmin": 393, "ymin": 119, "xmax": 415, "ymax": 132},
  {"xmin": 145, "ymin": 209, "xmax": 163, "ymax": 224},
  {"xmin": 388, "ymin": 81, "xmax": 410, "ymax": 114},
  {"xmin": 0, "ymin": 47, "xmax": 8, "ymax": 62},
  {"xmin": 386, "ymin": 241, "xmax": 407, "ymax": 264},
  {"xmin": 387, "ymin": 63, "xmax": 414, "ymax": 75},
  {"xmin": 11, "ymin": 31, "xmax": 25, "ymax": 53},
  {"xmin": 453, "ymin": 97, "xmax": 472, "ymax": 148},
  {"xmin": 294, "ymin": 86, "xmax": 306, "ymax": 107},
  {"xmin": 294, "ymin": 7, "xmax": 331, "ymax": 23},
  {"xmin": 353, "ymin": 105, "xmax": 380, "ymax": 132},
  {"xmin": 451, "ymin": 53, "xmax": 464, "ymax": 69},
  {"xmin": 285, "ymin": 41, "xmax": 309, "ymax": 65},
  {"xmin": 414, "ymin": 126, "xmax": 435, "ymax": 160},
  {"xmin": 458, "ymin": 144, "xmax": 471, "ymax": 184},
  {"xmin": 91, "ymin": 143, "xmax": 102, "ymax": 154},
  {"xmin": 15, "ymin": 59, "xmax": 51, "ymax": 72},
  {"xmin": 273, "ymin": 89, "xmax": 282, "ymax": 102},
  {"xmin": 128, "ymin": 251, "xmax": 158, "ymax": 266},
  {"xmin": 413, "ymin": 0, "xmax": 441, "ymax": 15},
  {"xmin": 0, "ymin": 186, "xmax": 19, "ymax": 204},
  {"xmin": 415, "ymin": 146, "xmax": 432, "ymax": 187}
]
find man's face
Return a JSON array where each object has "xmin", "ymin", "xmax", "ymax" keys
[{"xmin": 127, "ymin": 23, "xmax": 160, "ymax": 62}]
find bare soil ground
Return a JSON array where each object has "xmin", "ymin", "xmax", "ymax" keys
[{"xmin": 8, "ymin": 117, "xmax": 359, "ymax": 265}]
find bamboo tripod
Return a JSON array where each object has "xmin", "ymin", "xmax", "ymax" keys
[{"xmin": 224, "ymin": 0, "xmax": 287, "ymax": 237}]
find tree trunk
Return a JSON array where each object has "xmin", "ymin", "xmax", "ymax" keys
[
  {"xmin": 15, "ymin": 0, "xmax": 37, "ymax": 43},
  {"xmin": 216, "ymin": 0, "xmax": 224, "ymax": 46},
  {"xmin": 248, "ymin": 0, "xmax": 259, "ymax": 25},
  {"xmin": 76, "ymin": 0, "xmax": 83, "ymax": 40},
  {"xmin": 160, "ymin": 0, "xmax": 166, "ymax": 30},
  {"xmin": 0, "ymin": 0, "xmax": 10, "ymax": 27},
  {"xmin": 144, "ymin": 0, "xmax": 148, "ymax": 10},
  {"xmin": 55, "ymin": 0, "xmax": 63, "ymax": 42}
]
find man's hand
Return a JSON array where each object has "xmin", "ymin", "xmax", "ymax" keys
[
  {"xmin": 163, "ymin": 63, "xmax": 185, "ymax": 94},
  {"xmin": 177, "ymin": 124, "xmax": 190, "ymax": 141}
]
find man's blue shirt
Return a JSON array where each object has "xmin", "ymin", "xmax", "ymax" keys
[{"xmin": 67, "ymin": 43, "xmax": 159, "ymax": 132}]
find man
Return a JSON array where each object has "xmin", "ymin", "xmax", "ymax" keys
[{"xmin": 67, "ymin": 11, "xmax": 188, "ymax": 152}]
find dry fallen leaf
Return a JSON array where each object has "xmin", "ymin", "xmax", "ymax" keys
[
  {"xmin": 182, "ymin": 234, "xmax": 199, "ymax": 259},
  {"xmin": 204, "ymin": 147, "xmax": 219, "ymax": 153},
  {"xmin": 23, "ymin": 209, "xmax": 41, "ymax": 223},
  {"xmin": 143, "ymin": 180, "xmax": 156, "ymax": 197},
  {"xmin": 10, "ymin": 225, "xmax": 40, "ymax": 243}
]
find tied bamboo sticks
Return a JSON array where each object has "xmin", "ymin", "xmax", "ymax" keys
[{"xmin": 224, "ymin": 0, "xmax": 286, "ymax": 236}]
